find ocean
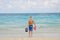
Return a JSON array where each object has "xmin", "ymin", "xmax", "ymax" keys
[
  {"xmin": 0, "ymin": 13, "xmax": 60, "ymax": 28},
  {"xmin": 0, "ymin": 13, "xmax": 60, "ymax": 37}
]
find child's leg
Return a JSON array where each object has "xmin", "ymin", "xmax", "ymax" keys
[
  {"xmin": 29, "ymin": 31, "xmax": 32, "ymax": 37},
  {"xmin": 31, "ymin": 31, "xmax": 32, "ymax": 37},
  {"xmin": 29, "ymin": 31, "xmax": 30, "ymax": 37}
]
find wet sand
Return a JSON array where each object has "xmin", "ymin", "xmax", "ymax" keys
[
  {"xmin": 0, "ymin": 37, "xmax": 60, "ymax": 40},
  {"xmin": 0, "ymin": 28, "xmax": 60, "ymax": 40}
]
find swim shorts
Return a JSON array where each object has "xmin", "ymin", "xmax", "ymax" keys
[{"xmin": 29, "ymin": 25, "xmax": 33, "ymax": 31}]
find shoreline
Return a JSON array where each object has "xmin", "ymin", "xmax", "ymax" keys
[{"xmin": 0, "ymin": 27, "xmax": 60, "ymax": 37}]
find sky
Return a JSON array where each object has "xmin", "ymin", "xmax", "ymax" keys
[{"xmin": 0, "ymin": 0, "xmax": 60, "ymax": 13}]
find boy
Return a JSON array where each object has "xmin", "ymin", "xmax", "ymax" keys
[{"xmin": 28, "ymin": 16, "xmax": 36, "ymax": 37}]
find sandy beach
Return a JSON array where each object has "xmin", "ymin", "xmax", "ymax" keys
[
  {"xmin": 0, "ymin": 37, "xmax": 60, "ymax": 40},
  {"xmin": 0, "ymin": 27, "xmax": 60, "ymax": 40}
]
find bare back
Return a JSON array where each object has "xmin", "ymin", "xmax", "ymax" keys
[{"xmin": 28, "ymin": 19, "xmax": 34, "ymax": 25}]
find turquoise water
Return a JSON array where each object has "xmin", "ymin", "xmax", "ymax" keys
[{"xmin": 0, "ymin": 13, "xmax": 60, "ymax": 29}]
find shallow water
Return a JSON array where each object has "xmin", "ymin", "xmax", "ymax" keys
[
  {"xmin": 0, "ymin": 13, "xmax": 60, "ymax": 29},
  {"xmin": 0, "ymin": 13, "xmax": 60, "ymax": 37}
]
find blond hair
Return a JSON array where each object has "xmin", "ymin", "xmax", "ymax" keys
[{"xmin": 30, "ymin": 16, "xmax": 32, "ymax": 18}]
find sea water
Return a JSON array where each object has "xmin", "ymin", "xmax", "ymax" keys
[
  {"xmin": 0, "ymin": 13, "xmax": 60, "ymax": 37},
  {"xmin": 0, "ymin": 13, "xmax": 60, "ymax": 29}
]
